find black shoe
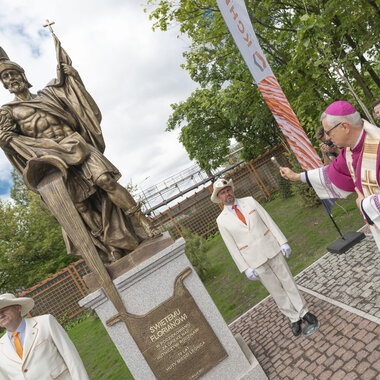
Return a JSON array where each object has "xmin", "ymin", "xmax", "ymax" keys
[
  {"xmin": 302, "ymin": 312, "xmax": 320, "ymax": 336},
  {"xmin": 291, "ymin": 320, "xmax": 302, "ymax": 336},
  {"xmin": 303, "ymin": 312, "xmax": 318, "ymax": 326}
]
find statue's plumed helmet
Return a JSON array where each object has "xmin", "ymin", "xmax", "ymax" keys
[{"xmin": 0, "ymin": 47, "xmax": 32, "ymax": 88}]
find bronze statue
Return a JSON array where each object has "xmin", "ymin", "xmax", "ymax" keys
[{"xmin": 0, "ymin": 22, "xmax": 159, "ymax": 264}]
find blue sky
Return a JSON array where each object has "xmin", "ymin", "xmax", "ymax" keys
[
  {"xmin": 0, "ymin": 1, "xmax": 197, "ymax": 199},
  {"xmin": 0, "ymin": 179, "xmax": 10, "ymax": 197}
]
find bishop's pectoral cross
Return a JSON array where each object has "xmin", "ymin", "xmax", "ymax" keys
[{"xmin": 43, "ymin": 19, "xmax": 55, "ymax": 34}]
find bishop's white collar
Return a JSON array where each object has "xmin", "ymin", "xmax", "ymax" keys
[{"xmin": 352, "ymin": 128, "xmax": 364, "ymax": 150}]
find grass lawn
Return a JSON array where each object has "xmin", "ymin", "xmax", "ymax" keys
[
  {"xmin": 69, "ymin": 192, "xmax": 365, "ymax": 378},
  {"xmin": 67, "ymin": 316, "xmax": 133, "ymax": 380}
]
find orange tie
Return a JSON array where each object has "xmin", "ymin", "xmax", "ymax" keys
[
  {"xmin": 12, "ymin": 331, "xmax": 23, "ymax": 359},
  {"xmin": 232, "ymin": 205, "xmax": 246, "ymax": 225}
]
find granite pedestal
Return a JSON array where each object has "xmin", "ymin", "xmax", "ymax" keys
[{"xmin": 79, "ymin": 236, "xmax": 267, "ymax": 379}]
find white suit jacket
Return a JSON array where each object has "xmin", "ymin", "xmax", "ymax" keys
[
  {"xmin": 0, "ymin": 315, "xmax": 89, "ymax": 380},
  {"xmin": 217, "ymin": 197, "xmax": 287, "ymax": 272}
]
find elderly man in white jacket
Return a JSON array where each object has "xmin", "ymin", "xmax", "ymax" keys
[
  {"xmin": 212, "ymin": 178, "xmax": 319, "ymax": 336},
  {"xmin": 0, "ymin": 293, "xmax": 89, "ymax": 380}
]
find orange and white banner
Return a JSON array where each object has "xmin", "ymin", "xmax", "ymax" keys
[{"xmin": 216, "ymin": 0, "xmax": 322, "ymax": 170}]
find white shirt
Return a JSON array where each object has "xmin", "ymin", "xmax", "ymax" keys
[
  {"xmin": 7, "ymin": 318, "xmax": 26, "ymax": 350},
  {"xmin": 225, "ymin": 199, "xmax": 243, "ymax": 213}
]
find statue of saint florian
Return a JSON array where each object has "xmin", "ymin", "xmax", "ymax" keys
[{"xmin": 0, "ymin": 25, "xmax": 159, "ymax": 263}]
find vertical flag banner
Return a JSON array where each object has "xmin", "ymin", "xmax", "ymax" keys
[{"xmin": 217, "ymin": 0, "xmax": 323, "ymax": 170}]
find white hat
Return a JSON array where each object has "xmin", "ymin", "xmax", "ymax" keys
[
  {"xmin": 210, "ymin": 178, "xmax": 234, "ymax": 203},
  {"xmin": 0, "ymin": 293, "xmax": 35, "ymax": 317}
]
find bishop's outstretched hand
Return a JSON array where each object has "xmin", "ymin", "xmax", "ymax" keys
[{"xmin": 279, "ymin": 167, "xmax": 301, "ymax": 182}]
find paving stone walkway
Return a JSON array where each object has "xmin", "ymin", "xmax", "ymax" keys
[
  {"xmin": 229, "ymin": 232, "xmax": 380, "ymax": 379},
  {"xmin": 296, "ymin": 234, "xmax": 380, "ymax": 318}
]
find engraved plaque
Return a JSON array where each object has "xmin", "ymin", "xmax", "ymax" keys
[{"xmin": 124, "ymin": 267, "xmax": 228, "ymax": 379}]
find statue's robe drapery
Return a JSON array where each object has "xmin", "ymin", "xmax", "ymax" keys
[
  {"xmin": 0, "ymin": 35, "xmax": 143, "ymax": 257},
  {"xmin": 306, "ymin": 120, "xmax": 380, "ymax": 251}
]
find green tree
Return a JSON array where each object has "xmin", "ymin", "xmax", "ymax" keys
[
  {"xmin": 146, "ymin": 0, "xmax": 379, "ymax": 166},
  {"xmin": 0, "ymin": 171, "xmax": 76, "ymax": 292},
  {"xmin": 167, "ymin": 83, "xmax": 282, "ymax": 170}
]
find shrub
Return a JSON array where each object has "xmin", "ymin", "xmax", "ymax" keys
[
  {"xmin": 181, "ymin": 228, "xmax": 210, "ymax": 281},
  {"xmin": 285, "ymin": 150, "xmax": 321, "ymax": 208},
  {"xmin": 276, "ymin": 171, "xmax": 293, "ymax": 199},
  {"xmin": 59, "ymin": 309, "xmax": 96, "ymax": 331}
]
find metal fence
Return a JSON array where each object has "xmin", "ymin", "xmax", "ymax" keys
[
  {"xmin": 151, "ymin": 145, "xmax": 287, "ymax": 239},
  {"xmin": 19, "ymin": 259, "xmax": 90, "ymax": 322},
  {"xmin": 17, "ymin": 144, "xmax": 288, "ymax": 320}
]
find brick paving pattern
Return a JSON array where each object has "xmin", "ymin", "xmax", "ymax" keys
[
  {"xmin": 229, "ymin": 292, "xmax": 380, "ymax": 379},
  {"xmin": 296, "ymin": 235, "xmax": 380, "ymax": 318}
]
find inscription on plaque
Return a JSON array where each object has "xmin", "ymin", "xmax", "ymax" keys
[{"xmin": 124, "ymin": 267, "xmax": 228, "ymax": 379}]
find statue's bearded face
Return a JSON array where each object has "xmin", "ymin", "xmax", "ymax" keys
[{"xmin": 0, "ymin": 69, "xmax": 28, "ymax": 93}]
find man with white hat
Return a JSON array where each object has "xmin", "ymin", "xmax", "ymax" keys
[
  {"xmin": 211, "ymin": 178, "xmax": 319, "ymax": 336},
  {"xmin": 280, "ymin": 100, "xmax": 380, "ymax": 251},
  {"xmin": 0, "ymin": 293, "xmax": 89, "ymax": 380}
]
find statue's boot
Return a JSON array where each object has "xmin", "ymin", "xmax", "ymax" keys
[{"xmin": 124, "ymin": 202, "xmax": 161, "ymax": 239}]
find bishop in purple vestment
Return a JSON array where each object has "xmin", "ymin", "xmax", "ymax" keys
[{"xmin": 280, "ymin": 100, "xmax": 380, "ymax": 251}]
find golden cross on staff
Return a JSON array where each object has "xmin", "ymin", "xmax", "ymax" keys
[{"xmin": 43, "ymin": 19, "xmax": 55, "ymax": 34}]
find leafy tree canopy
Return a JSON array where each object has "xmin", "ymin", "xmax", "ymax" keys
[
  {"xmin": 167, "ymin": 84, "xmax": 282, "ymax": 170},
  {"xmin": 146, "ymin": 0, "xmax": 380, "ymax": 169},
  {"xmin": 0, "ymin": 171, "xmax": 76, "ymax": 293}
]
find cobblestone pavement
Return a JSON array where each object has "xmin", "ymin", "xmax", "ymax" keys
[
  {"xmin": 229, "ymin": 230, "xmax": 380, "ymax": 379},
  {"xmin": 229, "ymin": 292, "xmax": 380, "ymax": 379},
  {"xmin": 296, "ymin": 234, "xmax": 380, "ymax": 318}
]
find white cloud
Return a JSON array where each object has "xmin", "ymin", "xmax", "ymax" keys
[
  {"xmin": 0, "ymin": 160, "xmax": 12, "ymax": 181},
  {"xmin": 0, "ymin": 0, "xmax": 196, "ymax": 195}
]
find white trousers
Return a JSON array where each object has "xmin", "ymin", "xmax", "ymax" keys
[{"xmin": 255, "ymin": 252, "xmax": 308, "ymax": 323}]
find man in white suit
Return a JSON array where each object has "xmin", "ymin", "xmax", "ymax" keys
[
  {"xmin": 0, "ymin": 293, "xmax": 89, "ymax": 380},
  {"xmin": 212, "ymin": 178, "xmax": 319, "ymax": 336}
]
